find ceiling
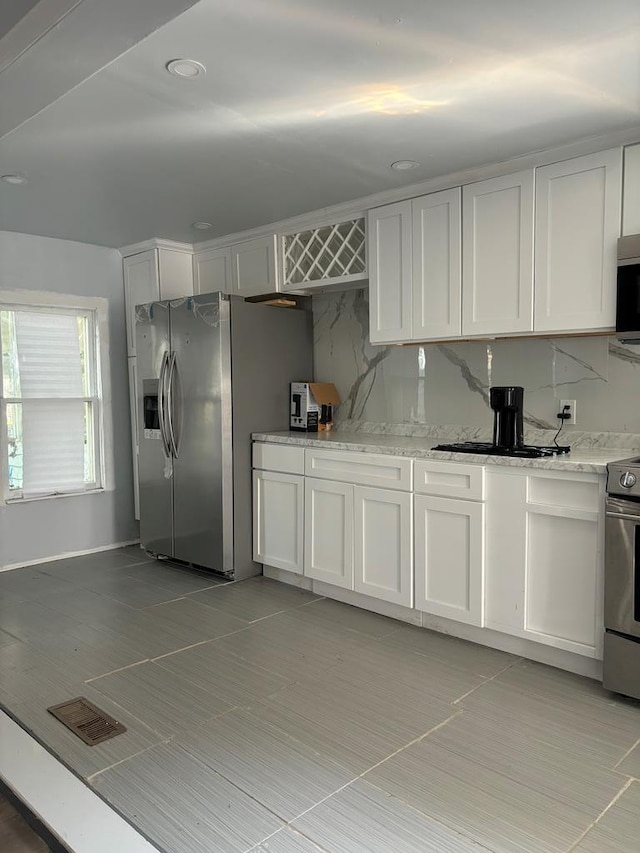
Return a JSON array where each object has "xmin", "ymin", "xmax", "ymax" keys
[{"xmin": 1, "ymin": 0, "xmax": 640, "ymax": 248}]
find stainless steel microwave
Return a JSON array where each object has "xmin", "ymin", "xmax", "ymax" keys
[{"xmin": 616, "ymin": 234, "xmax": 640, "ymax": 344}]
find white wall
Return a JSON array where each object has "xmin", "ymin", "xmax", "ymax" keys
[{"xmin": 0, "ymin": 231, "xmax": 137, "ymax": 567}]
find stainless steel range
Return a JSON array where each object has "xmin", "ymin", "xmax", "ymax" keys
[{"xmin": 604, "ymin": 457, "xmax": 640, "ymax": 699}]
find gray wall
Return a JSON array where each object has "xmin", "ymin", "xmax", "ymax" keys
[
  {"xmin": 314, "ymin": 289, "xmax": 640, "ymax": 437},
  {"xmin": 0, "ymin": 231, "xmax": 137, "ymax": 567}
]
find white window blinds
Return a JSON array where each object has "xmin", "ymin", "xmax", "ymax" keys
[{"xmin": 8, "ymin": 310, "xmax": 95, "ymax": 498}]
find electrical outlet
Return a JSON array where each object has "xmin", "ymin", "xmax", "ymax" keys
[{"xmin": 560, "ymin": 399, "xmax": 577, "ymax": 425}]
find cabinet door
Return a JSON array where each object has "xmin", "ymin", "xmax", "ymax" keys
[
  {"xmin": 524, "ymin": 505, "xmax": 602, "ymax": 656},
  {"xmin": 157, "ymin": 249, "xmax": 194, "ymax": 301},
  {"xmin": 367, "ymin": 200, "xmax": 413, "ymax": 344},
  {"xmin": 231, "ymin": 235, "xmax": 279, "ymax": 298},
  {"xmin": 193, "ymin": 247, "xmax": 232, "ymax": 295},
  {"xmin": 462, "ymin": 170, "xmax": 534, "ymax": 336},
  {"xmin": 128, "ymin": 357, "xmax": 140, "ymax": 521},
  {"xmin": 304, "ymin": 477, "xmax": 354, "ymax": 589},
  {"xmin": 623, "ymin": 143, "xmax": 640, "ymax": 237},
  {"xmin": 253, "ymin": 470, "xmax": 304, "ymax": 573},
  {"xmin": 414, "ymin": 494, "xmax": 484, "ymax": 626},
  {"xmin": 535, "ymin": 149, "xmax": 621, "ymax": 332},
  {"xmin": 354, "ymin": 487, "xmax": 413, "ymax": 607},
  {"xmin": 123, "ymin": 250, "xmax": 159, "ymax": 357},
  {"xmin": 412, "ymin": 188, "xmax": 462, "ymax": 340}
]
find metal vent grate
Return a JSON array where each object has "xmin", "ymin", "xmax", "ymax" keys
[
  {"xmin": 283, "ymin": 218, "xmax": 366, "ymax": 286},
  {"xmin": 47, "ymin": 697, "xmax": 127, "ymax": 746}
]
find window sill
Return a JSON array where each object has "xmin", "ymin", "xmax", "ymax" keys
[{"xmin": 4, "ymin": 487, "xmax": 105, "ymax": 505}]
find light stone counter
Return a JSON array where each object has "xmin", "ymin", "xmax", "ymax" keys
[{"xmin": 252, "ymin": 430, "xmax": 637, "ymax": 475}]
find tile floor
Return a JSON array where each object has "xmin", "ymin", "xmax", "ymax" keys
[{"xmin": 1, "ymin": 546, "xmax": 640, "ymax": 852}]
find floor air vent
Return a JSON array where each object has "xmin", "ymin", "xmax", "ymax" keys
[{"xmin": 47, "ymin": 697, "xmax": 127, "ymax": 746}]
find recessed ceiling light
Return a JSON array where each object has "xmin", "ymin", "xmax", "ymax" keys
[
  {"xmin": 390, "ymin": 160, "xmax": 420, "ymax": 171},
  {"xmin": 166, "ymin": 59, "xmax": 206, "ymax": 79},
  {"xmin": 192, "ymin": 221, "xmax": 213, "ymax": 230},
  {"xmin": 1, "ymin": 174, "xmax": 28, "ymax": 185}
]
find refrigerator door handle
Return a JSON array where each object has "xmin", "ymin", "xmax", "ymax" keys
[
  {"xmin": 157, "ymin": 351, "xmax": 172, "ymax": 458},
  {"xmin": 166, "ymin": 351, "xmax": 179, "ymax": 459}
]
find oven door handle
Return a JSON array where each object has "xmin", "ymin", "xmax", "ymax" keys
[{"xmin": 606, "ymin": 511, "xmax": 640, "ymax": 522}]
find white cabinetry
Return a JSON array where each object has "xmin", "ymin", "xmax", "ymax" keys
[
  {"xmin": 485, "ymin": 468, "xmax": 604, "ymax": 658},
  {"xmin": 231, "ymin": 235, "xmax": 279, "ymax": 298},
  {"xmin": 414, "ymin": 460, "xmax": 485, "ymax": 626},
  {"xmin": 412, "ymin": 189, "xmax": 462, "ymax": 340},
  {"xmin": 305, "ymin": 477, "xmax": 354, "ymax": 588},
  {"xmin": 252, "ymin": 444, "xmax": 305, "ymax": 574},
  {"xmin": 303, "ymin": 449, "xmax": 413, "ymax": 604},
  {"xmin": 193, "ymin": 246, "xmax": 231, "ymax": 295},
  {"xmin": 354, "ymin": 486, "xmax": 413, "ymax": 606},
  {"xmin": 368, "ymin": 190, "xmax": 461, "ymax": 344},
  {"xmin": 534, "ymin": 149, "xmax": 621, "ymax": 333},
  {"xmin": 368, "ymin": 201, "xmax": 413, "ymax": 343},
  {"xmin": 623, "ymin": 143, "xmax": 640, "ymax": 237},
  {"xmin": 124, "ymin": 248, "xmax": 193, "ymax": 355},
  {"xmin": 462, "ymin": 170, "xmax": 534, "ymax": 337}
]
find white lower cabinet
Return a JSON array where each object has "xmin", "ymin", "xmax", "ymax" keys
[
  {"xmin": 253, "ymin": 470, "xmax": 304, "ymax": 574},
  {"xmin": 304, "ymin": 477, "xmax": 354, "ymax": 589},
  {"xmin": 485, "ymin": 469, "xmax": 603, "ymax": 657},
  {"xmin": 414, "ymin": 495, "xmax": 484, "ymax": 626},
  {"xmin": 354, "ymin": 486, "xmax": 413, "ymax": 607}
]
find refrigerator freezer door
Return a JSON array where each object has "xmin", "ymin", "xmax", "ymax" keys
[
  {"xmin": 169, "ymin": 294, "xmax": 230, "ymax": 571},
  {"xmin": 136, "ymin": 301, "xmax": 174, "ymax": 557}
]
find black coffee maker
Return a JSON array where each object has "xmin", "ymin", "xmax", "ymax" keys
[{"xmin": 490, "ymin": 386, "xmax": 524, "ymax": 451}]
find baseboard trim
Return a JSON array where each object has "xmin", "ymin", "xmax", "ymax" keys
[
  {"xmin": 263, "ymin": 564, "xmax": 603, "ymax": 680},
  {"xmin": 0, "ymin": 540, "xmax": 141, "ymax": 573}
]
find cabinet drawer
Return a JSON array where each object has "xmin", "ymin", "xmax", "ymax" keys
[
  {"xmin": 414, "ymin": 460, "xmax": 485, "ymax": 500},
  {"xmin": 527, "ymin": 474, "xmax": 600, "ymax": 513},
  {"xmin": 305, "ymin": 449, "xmax": 412, "ymax": 491},
  {"xmin": 253, "ymin": 442, "xmax": 305, "ymax": 475}
]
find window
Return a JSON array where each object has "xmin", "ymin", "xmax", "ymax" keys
[{"xmin": 0, "ymin": 304, "xmax": 104, "ymax": 501}]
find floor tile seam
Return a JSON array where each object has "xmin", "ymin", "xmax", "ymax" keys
[
  {"xmin": 84, "ymin": 658, "xmax": 151, "ymax": 683},
  {"xmin": 135, "ymin": 580, "xmax": 221, "ymax": 597},
  {"xmin": 155, "ymin": 633, "xmax": 316, "ymax": 693},
  {"xmin": 79, "ymin": 681, "xmax": 175, "ymax": 741},
  {"xmin": 452, "ymin": 655, "xmax": 525, "ymax": 706},
  {"xmin": 168, "ymin": 740, "xmax": 292, "ymax": 828},
  {"xmin": 85, "ymin": 738, "xmax": 174, "ymax": 783},
  {"xmin": 245, "ymin": 824, "xmax": 331, "ymax": 853},
  {"xmin": 150, "ymin": 623, "xmax": 254, "ymax": 661},
  {"xmin": 612, "ymin": 735, "xmax": 640, "ymax": 770},
  {"xmin": 565, "ymin": 777, "xmax": 636, "ymax": 852}
]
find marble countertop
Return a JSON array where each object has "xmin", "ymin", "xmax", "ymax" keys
[{"xmin": 252, "ymin": 430, "xmax": 637, "ymax": 474}]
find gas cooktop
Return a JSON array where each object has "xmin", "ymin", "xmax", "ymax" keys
[{"xmin": 433, "ymin": 441, "xmax": 571, "ymax": 459}]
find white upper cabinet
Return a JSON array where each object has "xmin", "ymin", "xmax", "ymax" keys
[
  {"xmin": 534, "ymin": 149, "xmax": 622, "ymax": 333},
  {"xmin": 462, "ymin": 170, "xmax": 534, "ymax": 337},
  {"xmin": 123, "ymin": 247, "xmax": 193, "ymax": 357},
  {"xmin": 412, "ymin": 188, "xmax": 462, "ymax": 340},
  {"xmin": 124, "ymin": 250, "xmax": 159, "ymax": 357},
  {"xmin": 623, "ymin": 143, "xmax": 640, "ymax": 236},
  {"xmin": 193, "ymin": 246, "xmax": 231, "ymax": 295},
  {"xmin": 368, "ymin": 200, "xmax": 413, "ymax": 343},
  {"xmin": 230, "ymin": 235, "xmax": 279, "ymax": 298},
  {"xmin": 368, "ymin": 191, "xmax": 461, "ymax": 344}
]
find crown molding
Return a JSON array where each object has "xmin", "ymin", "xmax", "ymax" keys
[
  {"xmin": 126, "ymin": 126, "xmax": 640, "ymax": 255},
  {"xmin": 119, "ymin": 238, "xmax": 194, "ymax": 257}
]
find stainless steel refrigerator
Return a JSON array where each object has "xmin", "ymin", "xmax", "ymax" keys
[{"xmin": 135, "ymin": 292, "xmax": 313, "ymax": 579}]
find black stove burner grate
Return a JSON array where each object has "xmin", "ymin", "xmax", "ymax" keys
[{"xmin": 433, "ymin": 442, "xmax": 571, "ymax": 459}]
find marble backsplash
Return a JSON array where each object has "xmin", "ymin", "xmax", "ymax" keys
[{"xmin": 312, "ymin": 289, "xmax": 640, "ymax": 442}]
